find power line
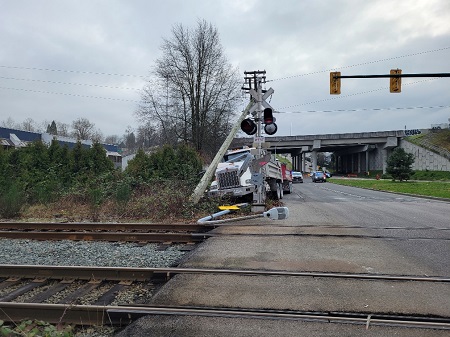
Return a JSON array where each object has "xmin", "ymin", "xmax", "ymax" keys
[
  {"xmin": 0, "ymin": 76, "xmax": 142, "ymax": 91},
  {"xmin": 280, "ymin": 78, "xmax": 440, "ymax": 109},
  {"xmin": 276, "ymin": 105, "xmax": 450, "ymax": 114},
  {"xmin": 0, "ymin": 86, "xmax": 140, "ymax": 103},
  {"xmin": 0, "ymin": 65, "xmax": 146, "ymax": 78},
  {"xmin": 268, "ymin": 46, "xmax": 450, "ymax": 82}
]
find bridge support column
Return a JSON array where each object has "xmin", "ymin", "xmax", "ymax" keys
[
  {"xmin": 311, "ymin": 150, "xmax": 318, "ymax": 172},
  {"xmin": 292, "ymin": 151, "xmax": 301, "ymax": 172},
  {"xmin": 366, "ymin": 151, "xmax": 369, "ymax": 174},
  {"xmin": 382, "ymin": 149, "xmax": 388, "ymax": 174},
  {"xmin": 302, "ymin": 152, "xmax": 306, "ymax": 172},
  {"xmin": 357, "ymin": 153, "xmax": 361, "ymax": 173}
]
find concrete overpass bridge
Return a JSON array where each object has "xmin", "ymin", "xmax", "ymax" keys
[{"xmin": 231, "ymin": 130, "xmax": 407, "ymax": 174}]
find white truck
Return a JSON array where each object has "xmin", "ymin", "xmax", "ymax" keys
[{"xmin": 208, "ymin": 147, "xmax": 285, "ymax": 200}]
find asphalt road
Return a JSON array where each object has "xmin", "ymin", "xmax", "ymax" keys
[
  {"xmin": 286, "ymin": 179, "xmax": 450, "ymax": 276},
  {"xmin": 116, "ymin": 180, "xmax": 450, "ymax": 337}
]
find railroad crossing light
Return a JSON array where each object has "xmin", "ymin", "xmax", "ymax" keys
[
  {"xmin": 263, "ymin": 107, "xmax": 278, "ymax": 135},
  {"xmin": 263, "ymin": 107, "xmax": 276, "ymax": 124},
  {"xmin": 390, "ymin": 69, "xmax": 402, "ymax": 93},
  {"xmin": 264, "ymin": 123, "xmax": 278, "ymax": 135},
  {"xmin": 240, "ymin": 118, "xmax": 257, "ymax": 135},
  {"xmin": 330, "ymin": 72, "xmax": 341, "ymax": 95}
]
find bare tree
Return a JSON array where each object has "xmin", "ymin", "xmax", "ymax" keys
[
  {"xmin": 1, "ymin": 117, "xmax": 18, "ymax": 129},
  {"xmin": 91, "ymin": 128, "xmax": 104, "ymax": 143},
  {"xmin": 21, "ymin": 118, "xmax": 37, "ymax": 132},
  {"xmin": 56, "ymin": 122, "xmax": 70, "ymax": 137},
  {"xmin": 71, "ymin": 117, "xmax": 95, "ymax": 140},
  {"xmin": 136, "ymin": 19, "xmax": 242, "ymax": 157},
  {"xmin": 104, "ymin": 135, "xmax": 120, "ymax": 144}
]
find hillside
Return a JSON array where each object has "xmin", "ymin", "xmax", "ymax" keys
[{"xmin": 406, "ymin": 129, "xmax": 450, "ymax": 159}]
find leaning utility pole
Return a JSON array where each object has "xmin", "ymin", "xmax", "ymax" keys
[
  {"xmin": 189, "ymin": 101, "xmax": 253, "ymax": 204},
  {"xmin": 190, "ymin": 70, "xmax": 278, "ymax": 209}
]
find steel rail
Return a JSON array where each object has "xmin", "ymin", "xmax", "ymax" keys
[
  {"xmin": 108, "ymin": 306, "xmax": 450, "ymax": 329},
  {"xmin": 0, "ymin": 222, "xmax": 212, "ymax": 232},
  {"xmin": 0, "ymin": 231, "xmax": 206, "ymax": 242},
  {"xmin": 1, "ymin": 265, "xmax": 449, "ymax": 283},
  {"xmin": 214, "ymin": 223, "xmax": 450, "ymax": 231},
  {"xmin": 197, "ymin": 232, "xmax": 450, "ymax": 241},
  {"xmin": 0, "ymin": 265, "xmax": 160, "ymax": 281},
  {"xmin": 1, "ymin": 303, "xmax": 449, "ymax": 329}
]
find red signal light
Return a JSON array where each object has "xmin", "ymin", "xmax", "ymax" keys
[
  {"xmin": 263, "ymin": 107, "xmax": 276, "ymax": 124},
  {"xmin": 240, "ymin": 118, "xmax": 257, "ymax": 135}
]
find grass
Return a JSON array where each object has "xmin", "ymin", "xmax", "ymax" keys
[
  {"xmin": 329, "ymin": 178, "xmax": 450, "ymax": 199},
  {"xmin": 410, "ymin": 170, "xmax": 450, "ymax": 181},
  {"xmin": 406, "ymin": 129, "xmax": 450, "ymax": 152}
]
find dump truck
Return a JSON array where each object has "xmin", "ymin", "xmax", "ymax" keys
[
  {"xmin": 208, "ymin": 147, "xmax": 285, "ymax": 200},
  {"xmin": 281, "ymin": 163, "xmax": 293, "ymax": 194}
]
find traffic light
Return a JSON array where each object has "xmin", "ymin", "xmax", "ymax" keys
[
  {"xmin": 390, "ymin": 69, "xmax": 402, "ymax": 93},
  {"xmin": 240, "ymin": 118, "xmax": 257, "ymax": 135},
  {"xmin": 330, "ymin": 72, "xmax": 341, "ymax": 94},
  {"xmin": 263, "ymin": 107, "xmax": 277, "ymax": 135}
]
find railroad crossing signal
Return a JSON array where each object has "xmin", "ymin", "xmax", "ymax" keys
[
  {"xmin": 242, "ymin": 86, "xmax": 278, "ymax": 136},
  {"xmin": 390, "ymin": 69, "xmax": 402, "ymax": 93}
]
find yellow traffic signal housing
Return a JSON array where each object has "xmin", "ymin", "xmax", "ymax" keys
[
  {"xmin": 390, "ymin": 69, "xmax": 402, "ymax": 93},
  {"xmin": 330, "ymin": 72, "xmax": 341, "ymax": 94}
]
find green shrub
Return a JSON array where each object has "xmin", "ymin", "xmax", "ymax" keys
[
  {"xmin": 386, "ymin": 148, "xmax": 414, "ymax": 181},
  {"xmin": 115, "ymin": 180, "xmax": 132, "ymax": 215},
  {"xmin": 410, "ymin": 170, "xmax": 450, "ymax": 181},
  {"xmin": 0, "ymin": 181, "xmax": 26, "ymax": 218},
  {"xmin": 88, "ymin": 186, "xmax": 104, "ymax": 222}
]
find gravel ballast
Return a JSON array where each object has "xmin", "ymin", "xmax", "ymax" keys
[
  {"xmin": 0, "ymin": 238, "xmax": 187, "ymax": 267},
  {"xmin": 0, "ymin": 238, "xmax": 190, "ymax": 337}
]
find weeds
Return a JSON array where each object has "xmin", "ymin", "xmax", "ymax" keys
[{"xmin": 0, "ymin": 319, "xmax": 74, "ymax": 337}]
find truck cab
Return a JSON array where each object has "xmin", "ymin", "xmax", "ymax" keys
[{"xmin": 208, "ymin": 147, "xmax": 285, "ymax": 200}]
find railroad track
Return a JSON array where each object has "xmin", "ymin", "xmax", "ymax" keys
[
  {"xmin": 1, "ymin": 265, "xmax": 449, "ymax": 329},
  {"xmin": 0, "ymin": 222, "xmax": 214, "ymax": 243},
  {"xmin": 2, "ymin": 222, "xmax": 448, "ymax": 243},
  {"xmin": 0, "ymin": 222, "xmax": 214, "ymax": 232}
]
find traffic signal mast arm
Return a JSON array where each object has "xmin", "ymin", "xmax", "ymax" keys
[
  {"xmin": 330, "ymin": 71, "xmax": 450, "ymax": 94},
  {"xmin": 335, "ymin": 72, "xmax": 450, "ymax": 79}
]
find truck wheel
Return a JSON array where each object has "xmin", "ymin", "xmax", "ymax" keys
[
  {"xmin": 279, "ymin": 183, "xmax": 284, "ymax": 199},
  {"xmin": 271, "ymin": 184, "xmax": 281, "ymax": 200}
]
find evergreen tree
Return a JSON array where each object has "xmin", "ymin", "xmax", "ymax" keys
[
  {"xmin": 89, "ymin": 142, "xmax": 114, "ymax": 174},
  {"xmin": 125, "ymin": 148, "xmax": 151, "ymax": 181},
  {"xmin": 386, "ymin": 148, "xmax": 415, "ymax": 181},
  {"xmin": 46, "ymin": 120, "xmax": 58, "ymax": 135}
]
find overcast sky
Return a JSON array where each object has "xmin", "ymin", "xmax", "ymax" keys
[{"xmin": 1, "ymin": 0, "xmax": 449, "ymax": 140}]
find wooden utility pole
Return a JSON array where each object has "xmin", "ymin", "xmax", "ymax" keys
[{"xmin": 189, "ymin": 101, "xmax": 253, "ymax": 204}]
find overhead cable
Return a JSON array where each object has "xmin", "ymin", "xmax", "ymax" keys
[{"xmin": 268, "ymin": 46, "xmax": 450, "ymax": 82}]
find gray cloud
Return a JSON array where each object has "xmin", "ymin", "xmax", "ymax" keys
[{"xmin": 1, "ymin": 0, "xmax": 449, "ymax": 138}]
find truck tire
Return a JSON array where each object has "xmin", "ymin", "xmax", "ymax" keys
[{"xmin": 271, "ymin": 183, "xmax": 282, "ymax": 200}]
